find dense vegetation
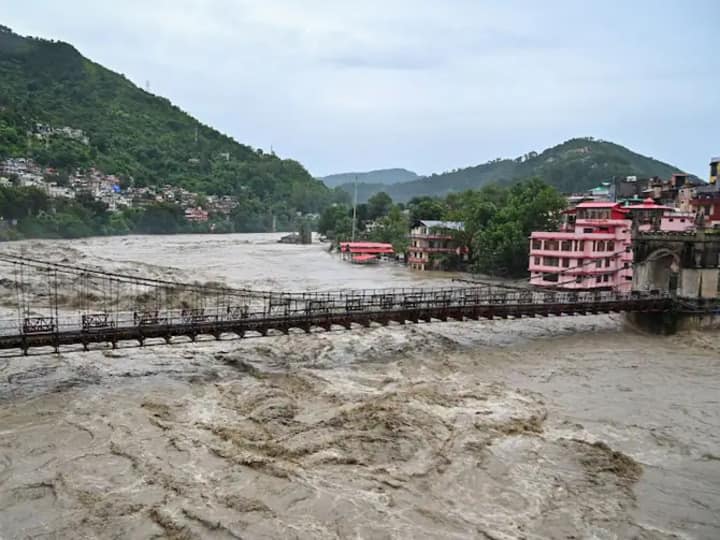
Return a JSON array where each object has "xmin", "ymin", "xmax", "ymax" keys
[
  {"xmin": 0, "ymin": 178, "xmax": 334, "ymax": 239},
  {"xmin": 0, "ymin": 185, "xmax": 215, "ymax": 239},
  {"xmin": 0, "ymin": 26, "xmax": 343, "ymax": 230},
  {"xmin": 319, "ymin": 179, "xmax": 567, "ymax": 277},
  {"xmin": 321, "ymin": 168, "xmax": 418, "ymax": 188},
  {"xmin": 340, "ymin": 138, "xmax": 689, "ymax": 202}
]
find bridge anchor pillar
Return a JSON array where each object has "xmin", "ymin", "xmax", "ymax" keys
[{"xmin": 626, "ymin": 308, "xmax": 720, "ymax": 334}]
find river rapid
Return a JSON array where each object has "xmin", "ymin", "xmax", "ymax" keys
[{"xmin": 0, "ymin": 233, "xmax": 718, "ymax": 539}]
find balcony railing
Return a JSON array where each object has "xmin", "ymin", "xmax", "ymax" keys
[
  {"xmin": 409, "ymin": 233, "xmax": 454, "ymax": 241},
  {"xmin": 529, "ymin": 249, "xmax": 621, "ymax": 258},
  {"xmin": 409, "ymin": 246, "xmax": 457, "ymax": 254}
]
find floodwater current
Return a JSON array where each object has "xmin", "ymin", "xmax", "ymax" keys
[{"xmin": 0, "ymin": 233, "xmax": 718, "ymax": 539}]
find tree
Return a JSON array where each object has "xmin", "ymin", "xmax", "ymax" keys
[
  {"xmin": 407, "ymin": 196, "xmax": 445, "ymax": 222},
  {"xmin": 367, "ymin": 191, "xmax": 393, "ymax": 220},
  {"xmin": 135, "ymin": 202, "xmax": 185, "ymax": 234},
  {"xmin": 194, "ymin": 193, "xmax": 208, "ymax": 208},
  {"xmin": 369, "ymin": 205, "xmax": 409, "ymax": 254},
  {"xmin": 229, "ymin": 197, "xmax": 266, "ymax": 232},
  {"xmin": 470, "ymin": 179, "xmax": 566, "ymax": 277},
  {"xmin": 318, "ymin": 204, "xmax": 351, "ymax": 239}
]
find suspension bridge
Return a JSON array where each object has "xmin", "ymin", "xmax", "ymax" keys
[{"xmin": 0, "ymin": 252, "xmax": 688, "ymax": 355}]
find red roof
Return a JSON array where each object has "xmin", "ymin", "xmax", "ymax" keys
[{"xmin": 339, "ymin": 242, "xmax": 394, "ymax": 254}]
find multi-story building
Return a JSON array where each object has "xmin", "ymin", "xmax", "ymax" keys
[
  {"xmin": 690, "ymin": 186, "xmax": 720, "ymax": 227},
  {"xmin": 529, "ymin": 199, "xmax": 695, "ymax": 292},
  {"xmin": 408, "ymin": 220, "xmax": 464, "ymax": 271},
  {"xmin": 529, "ymin": 202, "xmax": 633, "ymax": 291},
  {"xmin": 689, "ymin": 158, "xmax": 720, "ymax": 227}
]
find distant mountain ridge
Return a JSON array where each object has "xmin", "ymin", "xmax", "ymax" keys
[
  {"xmin": 340, "ymin": 138, "xmax": 692, "ymax": 203},
  {"xmin": 320, "ymin": 168, "xmax": 418, "ymax": 188}
]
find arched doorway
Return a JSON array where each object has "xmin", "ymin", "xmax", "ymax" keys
[{"xmin": 636, "ymin": 248, "xmax": 681, "ymax": 293}]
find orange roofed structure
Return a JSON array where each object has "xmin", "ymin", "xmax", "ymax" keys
[{"xmin": 339, "ymin": 242, "xmax": 394, "ymax": 263}]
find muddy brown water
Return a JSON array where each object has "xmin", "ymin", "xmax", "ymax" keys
[{"xmin": 0, "ymin": 234, "xmax": 718, "ymax": 539}]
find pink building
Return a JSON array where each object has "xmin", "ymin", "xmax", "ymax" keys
[
  {"xmin": 185, "ymin": 207, "xmax": 209, "ymax": 223},
  {"xmin": 529, "ymin": 199, "xmax": 694, "ymax": 292}
]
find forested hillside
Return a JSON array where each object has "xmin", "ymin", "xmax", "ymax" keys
[
  {"xmin": 342, "ymin": 138, "xmax": 690, "ymax": 202},
  {"xmin": 0, "ymin": 25, "xmax": 338, "ymax": 220}
]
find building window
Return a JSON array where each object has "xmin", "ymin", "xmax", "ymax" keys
[
  {"xmin": 561, "ymin": 240, "xmax": 572, "ymax": 251},
  {"xmin": 562, "ymin": 258, "xmax": 570, "ymax": 267},
  {"xmin": 534, "ymin": 257, "xmax": 541, "ymax": 265},
  {"xmin": 544, "ymin": 257, "xmax": 559, "ymax": 267},
  {"xmin": 545, "ymin": 239, "xmax": 559, "ymax": 251},
  {"xmin": 603, "ymin": 275, "xmax": 610, "ymax": 282},
  {"xmin": 625, "ymin": 276, "xmax": 633, "ymax": 281},
  {"xmin": 532, "ymin": 239, "xmax": 541, "ymax": 250},
  {"xmin": 542, "ymin": 273, "xmax": 559, "ymax": 282},
  {"xmin": 624, "ymin": 262, "xmax": 629, "ymax": 269},
  {"xmin": 596, "ymin": 260, "xmax": 602, "ymax": 268},
  {"xmin": 625, "ymin": 245, "xmax": 632, "ymax": 253},
  {"xmin": 605, "ymin": 258, "xmax": 611, "ymax": 268},
  {"xmin": 596, "ymin": 276, "xmax": 602, "ymax": 283},
  {"xmin": 576, "ymin": 276, "xmax": 582, "ymax": 284},
  {"xmin": 607, "ymin": 241, "xmax": 614, "ymax": 252}
]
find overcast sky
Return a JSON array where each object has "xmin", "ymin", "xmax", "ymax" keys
[{"xmin": 3, "ymin": 0, "xmax": 718, "ymax": 177}]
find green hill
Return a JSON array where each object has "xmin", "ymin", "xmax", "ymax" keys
[
  {"xmin": 321, "ymin": 168, "xmax": 418, "ymax": 188},
  {"xmin": 0, "ymin": 25, "xmax": 334, "ymax": 218},
  {"xmin": 342, "ymin": 138, "xmax": 691, "ymax": 202}
]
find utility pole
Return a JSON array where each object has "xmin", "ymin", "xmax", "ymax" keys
[{"xmin": 351, "ymin": 175, "xmax": 358, "ymax": 242}]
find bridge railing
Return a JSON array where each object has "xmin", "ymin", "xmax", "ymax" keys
[{"xmin": 0, "ymin": 287, "xmax": 672, "ymax": 338}]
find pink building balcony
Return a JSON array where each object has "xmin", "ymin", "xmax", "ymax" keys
[{"xmin": 528, "ymin": 261, "xmax": 626, "ymax": 274}]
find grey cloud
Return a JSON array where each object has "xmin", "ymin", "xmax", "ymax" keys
[{"xmin": 2, "ymin": 0, "xmax": 718, "ymax": 177}]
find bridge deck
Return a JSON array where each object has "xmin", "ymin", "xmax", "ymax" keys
[{"xmin": 0, "ymin": 291, "xmax": 672, "ymax": 354}]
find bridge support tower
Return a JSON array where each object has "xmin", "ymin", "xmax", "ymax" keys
[{"xmin": 630, "ymin": 230, "xmax": 720, "ymax": 333}]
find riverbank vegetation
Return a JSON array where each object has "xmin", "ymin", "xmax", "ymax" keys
[{"xmin": 0, "ymin": 185, "xmax": 333, "ymax": 240}]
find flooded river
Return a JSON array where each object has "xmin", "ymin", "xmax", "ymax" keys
[{"xmin": 0, "ymin": 234, "xmax": 718, "ymax": 539}]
